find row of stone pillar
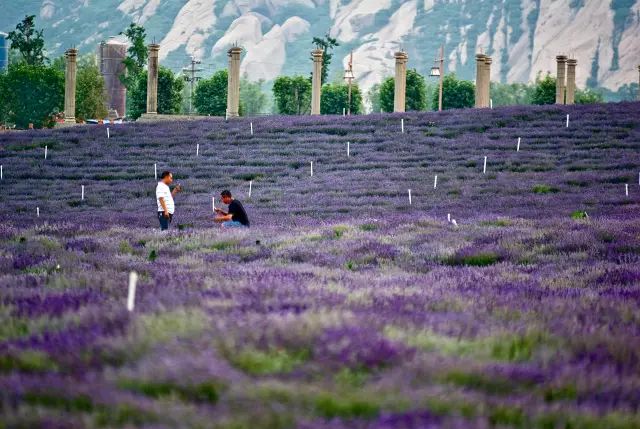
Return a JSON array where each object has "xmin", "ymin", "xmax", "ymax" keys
[{"xmin": 556, "ymin": 55, "xmax": 577, "ymax": 105}]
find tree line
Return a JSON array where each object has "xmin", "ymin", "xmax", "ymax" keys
[{"xmin": 1, "ymin": 16, "xmax": 634, "ymax": 129}]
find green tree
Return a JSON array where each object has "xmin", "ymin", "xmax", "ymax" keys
[
  {"xmin": 367, "ymin": 83, "xmax": 381, "ymax": 113},
  {"xmin": 2, "ymin": 63, "xmax": 64, "ymax": 128},
  {"xmin": 320, "ymin": 82, "xmax": 363, "ymax": 115},
  {"xmin": 490, "ymin": 82, "xmax": 534, "ymax": 106},
  {"xmin": 432, "ymin": 74, "xmax": 475, "ymax": 110},
  {"xmin": 240, "ymin": 76, "xmax": 267, "ymax": 115},
  {"xmin": 120, "ymin": 23, "xmax": 148, "ymax": 90},
  {"xmin": 127, "ymin": 66, "xmax": 184, "ymax": 120},
  {"xmin": 312, "ymin": 33, "xmax": 339, "ymax": 85},
  {"xmin": 531, "ymin": 72, "xmax": 556, "ymax": 105},
  {"xmin": 193, "ymin": 70, "xmax": 228, "ymax": 116},
  {"xmin": 575, "ymin": 88, "xmax": 604, "ymax": 104},
  {"xmin": 7, "ymin": 15, "xmax": 47, "ymax": 66},
  {"xmin": 76, "ymin": 62, "xmax": 108, "ymax": 121},
  {"xmin": 379, "ymin": 69, "xmax": 427, "ymax": 112},
  {"xmin": 272, "ymin": 75, "xmax": 311, "ymax": 115}
]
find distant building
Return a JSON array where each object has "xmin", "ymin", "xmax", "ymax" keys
[
  {"xmin": 0, "ymin": 32, "xmax": 9, "ymax": 72},
  {"xmin": 98, "ymin": 37, "xmax": 127, "ymax": 118}
]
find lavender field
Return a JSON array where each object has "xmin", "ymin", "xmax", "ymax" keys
[{"xmin": 1, "ymin": 102, "xmax": 640, "ymax": 428}]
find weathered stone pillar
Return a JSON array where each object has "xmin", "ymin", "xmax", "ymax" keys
[
  {"xmin": 475, "ymin": 54, "xmax": 486, "ymax": 108},
  {"xmin": 64, "ymin": 48, "xmax": 78, "ymax": 123},
  {"xmin": 637, "ymin": 65, "xmax": 640, "ymax": 101},
  {"xmin": 146, "ymin": 43, "xmax": 160, "ymax": 114},
  {"xmin": 483, "ymin": 56, "xmax": 492, "ymax": 108},
  {"xmin": 310, "ymin": 49, "xmax": 323, "ymax": 115},
  {"xmin": 556, "ymin": 55, "xmax": 567, "ymax": 104},
  {"xmin": 566, "ymin": 58, "xmax": 577, "ymax": 105},
  {"xmin": 226, "ymin": 46, "xmax": 242, "ymax": 118},
  {"xmin": 393, "ymin": 51, "xmax": 408, "ymax": 113}
]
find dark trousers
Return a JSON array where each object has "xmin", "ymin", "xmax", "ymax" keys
[{"xmin": 158, "ymin": 212, "xmax": 173, "ymax": 230}]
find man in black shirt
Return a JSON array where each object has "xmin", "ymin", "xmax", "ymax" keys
[{"xmin": 214, "ymin": 190, "xmax": 250, "ymax": 227}]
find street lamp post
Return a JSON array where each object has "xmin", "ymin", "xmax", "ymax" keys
[
  {"xmin": 344, "ymin": 51, "xmax": 355, "ymax": 115},
  {"xmin": 429, "ymin": 45, "xmax": 444, "ymax": 111}
]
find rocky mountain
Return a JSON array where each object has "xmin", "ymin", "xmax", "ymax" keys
[{"xmin": 2, "ymin": 0, "xmax": 639, "ymax": 95}]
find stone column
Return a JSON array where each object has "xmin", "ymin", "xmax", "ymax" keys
[
  {"xmin": 146, "ymin": 43, "xmax": 160, "ymax": 114},
  {"xmin": 556, "ymin": 55, "xmax": 567, "ymax": 105},
  {"xmin": 226, "ymin": 46, "xmax": 242, "ymax": 118},
  {"xmin": 483, "ymin": 56, "xmax": 492, "ymax": 108},
  {"xmin": 475, "ymin": 54, "xmax": 486, "ymax": 108},
  {"xmin": 310, "ymin": 49, "xmax": 323, "ymax": 115},
  {"xmin": 566, "ymin": 58, "xmax": 577, "ymax": 105},
  {"xmin": 637, "ymin": 65, "xmax": 640, "ymax": 101},
  {"xmin": 63, "ymin": 48, "xmax": 78, "ymax": 123},
  {"xmin": 393, "ymin": 51, "xmax": 408, "ymax": 113}
]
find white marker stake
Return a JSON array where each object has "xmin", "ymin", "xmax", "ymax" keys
[
  {"xmin": 196, "ymin": 143, "xmax": 199, "ymax": 156},
  {"xmin": 127, "ymin": 271, "xmax": 138, "ymax": 312},
  {"xmin": 310, "ymin": 161, "xmax": 313, "ymax": 177},
  {"xmin": 347, "ymin": 141, "xmax": 350, "ymax": 157},
  {"xmin": 37, "ymin": 207, "xmax": 40, "ymax": 217},
  {"xmin": 44, "ymin": 146, "xmax": 48, "ymax": 159},
  {"xmin": 249, "ymin": 180, "xmax": 252, "ymax": 198},
  {"xmin": 490, "ymin": 98, "xmax": 493, "ymax": 109},
  {"xmin": 250, "ymin": 122, "xmax": 253, "ymax": 135},
  {"xmin": 343, "ymin": 108, "xmax": 346, "ymax": 116},
  {"xmin": 81, "ymin": 185, "xmax": 84, "ymax": 201},
  {"xmin": 212, "ymin": 196, "xmax": 215, "ymax": 212},
  {"xmin": 638, "ymin": 172, "xmax": 639, "ymax": 186},
  {"xmin": 408, "ymin": 189, "xmax": 412, "ymax": 205},
  {"xmin": 626, "ymin": 184, "xmax": 629, "ymax": 197},
  {"xmin": 566, "ymin": 114, "xmax": 570, "ymax": 128},
  {"xmin": 517, "ymin": 137, "xmax": 521, "ymax": 152},
  {"xmin": 154, "ymin": 163, "xmax": 157, "ymax": 181},
  {"xmin": 0, "ymin": 165, "xmax": 3, "ymax": 180},
  {"xmin": 483, "ymin": 156, "xmax": 487, "ymax": 174},
  {"xmin": 434, "ymin": 175, "xmax": 438, "ymax": 189},
  {"xmin": 401, "ymin": 119, "xmax": 404, "ymax": 134},
  {"xmin": 107, "ymin": 127, "xmax": 110, "ymax": 139},
  {"xmin": 447, "ymin": 213, "xmax": 451, "ymax": 222}
]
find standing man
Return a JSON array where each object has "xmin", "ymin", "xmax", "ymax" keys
[
  {"xmin": 214, "ymin": 190, "xmax": 250, "ymax": 227},
  {"xmin": 156, "ymin": 171, "xmax": 181, "ymax": 230}
]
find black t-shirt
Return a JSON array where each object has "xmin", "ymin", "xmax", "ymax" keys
[{"xmin": 228, "ymin": 199, "xmax": 249, "ymax": 226}]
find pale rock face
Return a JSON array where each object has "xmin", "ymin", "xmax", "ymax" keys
[
  {"xmin": 159, "ymin": 0, "xmax": 218, "ymax": 61},
  {"xmin": 341, "ymin": 0, "xmax": 418, "ymax": 94}
]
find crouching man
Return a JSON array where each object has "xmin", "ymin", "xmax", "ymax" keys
[{"xmin": 214, "ymin": 190, "xmax": 249, "ymax": 228}]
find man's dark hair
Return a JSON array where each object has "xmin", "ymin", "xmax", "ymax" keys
[
  {"xmin": 220, "ymin": 190, "xmax": 232, "ymax": 198},
  {"xmin": 160, "ymin": 171, "xmax": 171, "ymax": 179}
]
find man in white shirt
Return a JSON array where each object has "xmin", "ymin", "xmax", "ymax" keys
[{"xmin": 156, "ymin": 171, "xmax": 181, "ymax": 230}]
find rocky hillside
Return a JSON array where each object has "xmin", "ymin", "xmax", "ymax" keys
[{"xmin": 2, "ymin": 0, "xmax": 639, "ymax": 94}]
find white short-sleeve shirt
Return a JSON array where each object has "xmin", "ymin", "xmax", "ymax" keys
[{"xmin": 156, "ymin": 182, "xmax": 175, "ymax": 214}]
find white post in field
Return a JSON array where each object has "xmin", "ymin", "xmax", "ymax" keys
[
  {"xmin": 212, "ymin": 196, "xmax": 215, "ymax": 213},
  {"xmin": 81, "ymin": 185, "xmax": 84, "ymax": 201},
  {"xmin": 37, "ymin": 207, "xmax": 40, "ymax": 217},
  {"xmin": 566, "ymin": 114, "xmax": 570, "ymax": 128},
  {"xmin": 626, "ymin": 184, "xmax": 629, "ymax": 197},
  {"xmin": 250, "ymin": 122, "xmax": 253, "ymax": 135},
  {"xmin": 490, "ymin": 98, "xmax": 493, "ymax": 109},
  {"xmin": 343, "ymin": 108, "xmax": 346, "ymax": 116},
  {"xmin": 347, "ymin": 141, "xmax": 350, "ymax": 157},
  {"xmin": 196, "ymin": 143, "xmax": 199, "ymax": 156},
  {"xmin": 310, "ymin": 161, "xmax": 313, "ymax": 177},
  {"xmin": 408, "ymin": 189, "xmax": 412, "ymax": 205},
  {"xmin": 401, "ymin": 118, "xmax": 404, "ymax": 134},
  {"xmin": 107, "ymin": 127, "xmax": 110, "ymax": 139},
  {"xmin": 483, "ymin": 156, "xmax": 487, "ymax": 174},
  {"xmin": 447, "ymin": 213, "xmax": 451, "ymax": 222},
  {"xmin": 0, "ymin": 165, "xmax": 3, "ymax": 180},
  {"xmin": 127, "ymin": 271, "xmax": 138, "ymax": 312},
  {"xmin": 517, "ymin": 137, "xmax": 521, "ymax": 152},
  {"xmin": 434, "ymin": 175, "xmax": 438, "ymax": 189},
  {"xmin": 249, "ymin": 180, "xmax": 252, "ymax": 198},
  {"xmin": 44, "ymin": 146, "xmax": 48, "ymax": 159},
  {"xmin": 154, "ymin": 163, "xmax": 157, "ymax": 181}
]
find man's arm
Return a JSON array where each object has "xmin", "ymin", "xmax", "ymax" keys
[
  {"xmin": 214, "ymin": 214, "xmax": 233, "ymax": 222},
  {"xmin": 159, "ymin": 197, "xmax": 169, "ymax": 217}
]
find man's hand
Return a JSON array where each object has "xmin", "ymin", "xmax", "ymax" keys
[
  {"xmin": 163, "ymin": 210, "xmax": 170, "ymax": 218},
  {"xmin": 214, "ymin": 208, "xmax": 224, "ymax": 214}
]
